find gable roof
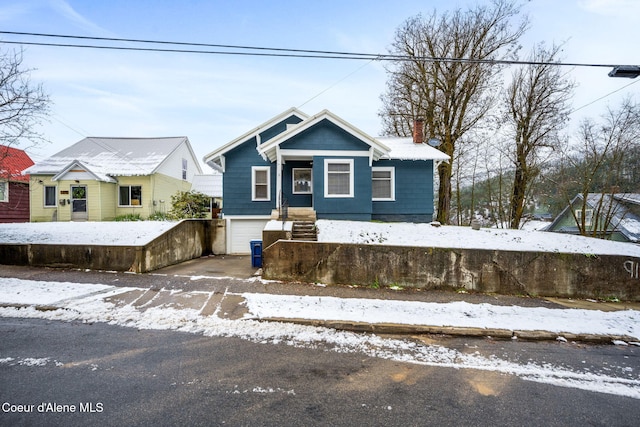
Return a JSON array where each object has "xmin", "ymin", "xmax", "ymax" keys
[
  {"xmin": 203, "ymin": 107, "xmax": 309, "ymax": 171},
  {"xmin": 257, "ymin": 109, "xmax": 391, "ymax": 163},
  {"xmin": 549, "ymin": 193, "xmax": 640, "ymax": 242},
  {"xmin": 204, "ymin": 108, "xmax": 451, "ymax": 171},
  {"xmin": 0, "ymin": 145, "xmax": 35, "ymax": 183},
  {"xmin": 25, "ymin": 137, "xmax": 198, "ymax": 182}
]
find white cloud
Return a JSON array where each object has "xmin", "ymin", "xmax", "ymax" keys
[
  {"xmin": 48, "ymin": 0, "xmax": 115, "ymax": 36},
  {"xmin": 578, "ymin": 0, "xmax": 640, "ymax": 17}
]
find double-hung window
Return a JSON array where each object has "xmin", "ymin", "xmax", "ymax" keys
[
  {"xmin": 0, "ymin": 181, "xmax": 7, "ymax": 202},
  {"xmin": 252, "ymin": 166, "xmax": 271, "ymax": 201},
  {"xmin": 325, "ymin": 159, "xmax": 354, "ymax": 198},
  {"xmin": 182, "ymin": 158, "xmax": 188, "ymax": 180},
  {"xmin": 44, "ymin": 186, "xmax": 57, "ymax": 207},
  {"xmin": 119, "ymin": 185, "xmax": 142, "ymax": 206},
  {"xmin": 372, "ymin": 167, "xmax": 395, "ymax": 201}
]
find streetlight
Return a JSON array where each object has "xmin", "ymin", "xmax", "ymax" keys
[{"xmin": 608, "ymin": 65, "xmax": 640, "ymax": 78}]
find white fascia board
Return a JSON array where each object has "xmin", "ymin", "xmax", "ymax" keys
[
  {"xmin": 258, "ymin": 109, "xmax": 391, "ymax": 163},
  {"xmin": 203, "ymin": 107, "xmax": 309, "ymax": 165},
  {"xmin": 278, "ymin": 149, "xmax": 372, "ymax": 160},
  {"xmin": 51, "ymin": 160, "xmax": 112, "ymax": 183}
]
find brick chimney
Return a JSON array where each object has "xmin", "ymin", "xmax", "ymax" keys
[{"xmin": 413, "ymin": 117, "xmax": 424, "ymax": 144}]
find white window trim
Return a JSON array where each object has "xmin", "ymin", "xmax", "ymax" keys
[
  {"xmin": 324, "ymin": 158, "xmax": 354, "ymax": 198},
  {"xmin": 0, "ymin": 181, "xmax": 7, "ymax": 203},
  {"xmin": 44, "ymin": 185, "xmax": 57, "ymax": 207},
  {"xmin": 372, "ymin": 166, "xmax": 395, "ymax": 201},
  {"xmin": 292, "ymin": 168, "xmax": 312, "ymax": 195},
  {"xmin": 118, "ymin": 185, "xmax": 143, "ymax": 207},
  {"xmin": 575, "ymin": 208, "xmax": 594, "ymax": 227},
  {"xmin": 252, "ymin": 166, "xmax": 271, "ymax": 201}
]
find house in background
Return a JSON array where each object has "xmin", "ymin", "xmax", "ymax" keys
[
  {"xmin": 546, "ymin": 193, "xmax": 640, "ymax": 243},
  {"xmin": 0, "ymin": 145, "xmax": 35, "ymax": 223},
  {"xmin": 203, "ymin": 108, "xmax": 449, "ymax": 254},
  {"xmin": 25, "ymin": 137, "xmax": 202, "ymax": 222},
  {"xmin": 191, "ymin": 172, "xmax": 223, "ymax": 218}
]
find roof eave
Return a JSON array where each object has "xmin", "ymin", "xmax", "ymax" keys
[{"xmin": 203, "ymin": 108, "xmax": 309, "ymax": 165}]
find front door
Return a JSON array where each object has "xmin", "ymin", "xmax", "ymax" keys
[{"xmin": 71, "ymin": 185, "xmax": 88, "ymax": 221}]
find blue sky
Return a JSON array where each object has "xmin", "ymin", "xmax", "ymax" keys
[{"xmin": 1, "ymin": 0, "xmax": 639, "ymax": 170}]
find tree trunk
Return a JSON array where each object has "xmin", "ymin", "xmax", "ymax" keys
[
  {"xmin": 436, "ymin": 161, "xmax": 452, "ymax": 224},
  {"xmin": 510, "ymin": 164, "xmax": 526, "ymax": 229}
]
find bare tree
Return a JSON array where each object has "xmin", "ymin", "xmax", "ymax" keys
[
  {"xmin": 0, "ymin": 47, "xmax": 50, "ymax": 153},
  {"xmin": 559, "ymin": 97, "xmax": 640, "ymax": 238},
  {"xmin": 503, "ymin": 42, "xmax": 575, "ymax": 229},
  {"xmin": 380, "ymin": 0, "xmax": 527, "ymax": 224}
]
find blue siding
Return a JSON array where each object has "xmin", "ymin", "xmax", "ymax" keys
[
  {"xmin": 280, "ymin": 120, "xmax": 370, "ymax": 151},
  {"xmin": 313, "ymin": 156, "xmax": 372, "ymax": 221},
  {"xmin": 372, "ymin": 159, "xmax": 435, "ymax": 223},
  {"xmin": 221, "ymin": 113, "xmax": 437, "ymax": 223},
  {"xmin": 260, "ymin": 115, "xmax": 304, "ymax": 143},
  {"xmin": 222, "ymin": 115, "xmax": 306, "ymax": 216},
  {"xmin": 222, "ymin": 136, "xmax": 273, "ymax": 216}
]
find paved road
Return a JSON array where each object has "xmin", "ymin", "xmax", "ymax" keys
[
  {"xmin": 1, "ymin": 316, "xmax": 640, "ymax": 427},
  {"xmin": 1, "ymin": 261, "xmax": 640, "ymax": 425}
]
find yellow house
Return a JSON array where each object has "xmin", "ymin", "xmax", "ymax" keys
[{"xmin": 25, "ymin": 137, "xmax": 203, "ymax": 222}]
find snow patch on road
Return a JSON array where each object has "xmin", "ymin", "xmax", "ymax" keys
[{"xmin": 1, "ymin": 277, "xmax": 640, "ymax": 400}]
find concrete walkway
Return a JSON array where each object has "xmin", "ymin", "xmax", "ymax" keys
[{"xmin": 1, "ymin": 256, "xmax": 639, "ymax": 344}]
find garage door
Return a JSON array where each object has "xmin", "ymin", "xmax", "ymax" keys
[{"xmin": 229, "ymin": 218, "xmax": 270, "ymax": 254}]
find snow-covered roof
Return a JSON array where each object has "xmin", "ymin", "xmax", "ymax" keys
[
  {"xmin": 376, "ymin": 137, "xmax": 450, "ymax": 161},
  {"xmin": 25, "ymin": 137, "xmax": 191, "ymax": 181},
  {"xmin": 0, "ymin": 145, "xmax": 34, "ymax": 182},
  {"xmin": 549, "ymin": 193, "xmax": 640, "ymax": 243},
  {"xmin": 191, "ymin": 173, "xmax": 222, "ymax": 198}
]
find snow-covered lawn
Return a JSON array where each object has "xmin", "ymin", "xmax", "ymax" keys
[
  {"xmin": 2, "ymin": 219, "xmax": 639, "ymax": 257},
  {"xmin": 0, "ymin": 221, "xmax": 177, "ymax": 245},
  {"xmin": 315, "ymin": 220, "xmax": 640, "ymax": 257}
]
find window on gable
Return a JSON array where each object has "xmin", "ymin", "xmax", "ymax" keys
[
  {"xmin": 372, "ymin": 167, "xmax": 395, "ymax": 201},
  {"xmin": 44, "ymin": 186, "xmax": 57, "ymax": 207},
  {"xmin": 252, "ymin": 166, "xmax": 270, "ymax": 201},
  {"xmin": 182, "ymin": 158, "xmax": 188, "ymax": 180},
  {"xmin": 119, "ymin": 185, "xmax": 142, "ymax": 206},
  {"xmin": 325, "ymin": 159, "xmax": 353, "ymax": 198},
  {"xmin": 575, "ymin": 209, "xmax": 594, "ymax": 227},
  {"xmin": 0, "ymin": 181, "xmax": 7, "ymax": 202}
]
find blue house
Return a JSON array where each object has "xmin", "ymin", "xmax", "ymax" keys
[{"xmin": 203, "ymin": 108, "xmax": 449, "ymax": 253}]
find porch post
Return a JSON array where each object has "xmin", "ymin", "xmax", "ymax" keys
[{"xmin": 275, "ymin": 147, "xmax": 282, "ymax": 210}]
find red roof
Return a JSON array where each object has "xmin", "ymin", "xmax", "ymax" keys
[{"xmin": 0, "ymin": 145, "xmax": 35, "ymax": 183}]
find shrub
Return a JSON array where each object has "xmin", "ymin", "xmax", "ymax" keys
[
  {"xmin": 169, "ymin": 190, "xmax": 210, "ymax": 219},
  {"xmin": 114, "ymin": 213, "xmax": 143, "ymax": 221},
  {"xmin": 147, "ymin": 211, "xmax": 171, "ymax": 221}
]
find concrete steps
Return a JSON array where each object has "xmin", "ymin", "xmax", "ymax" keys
[{"xmin": 291, "ymin": 221, "xmax": 317, "ymax": 241}]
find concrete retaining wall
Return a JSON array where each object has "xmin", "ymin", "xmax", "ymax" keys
[
  {"xmin": 0, "ymin": 219, "xmax": 227, "ymax": 273},
  {"xmin": 262, "ymin": 240, "xmax": 640, "ymax": 301}
]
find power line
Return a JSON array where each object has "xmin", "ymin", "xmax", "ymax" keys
[{"xmin": 0, "ymin": 30, "xmax": 634, "ymax": 69}]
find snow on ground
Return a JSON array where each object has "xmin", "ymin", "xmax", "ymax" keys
[
  {"xmin": 242, "ymin": 293, "xmax": 640, "ymax": 338},
  {"xmin": 1, "ymin": 278, "xmax": 640, "ymax": 399},
  {"xmin": 2, "ymin": 219, "xmax": 639, "ymax": 257},
  {"xmin": 0, "ymin": 278, "xmax": 112, "ymax": 305},
  {"xmin": 315, "ymin": 220, "xmax": 640, "ymax": 257},
  {"xmin": 0, "ymin": 221, "xmax": 177, "ymax": 245}
]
